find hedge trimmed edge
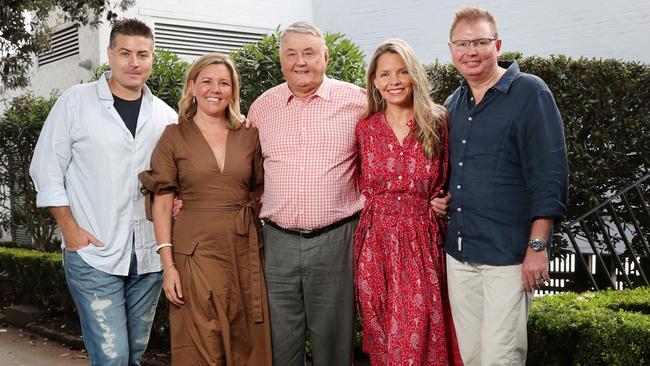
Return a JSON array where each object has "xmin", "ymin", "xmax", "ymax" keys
[{"xmin": 528, "ymin": 287, "xmax": 650, "ymax": 365}]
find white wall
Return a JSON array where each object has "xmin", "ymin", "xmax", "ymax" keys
[
  {"xmin": 315, "ymin": 0, "xmax": 650, "ymax": 64},
  {"xmin": 0, "ymin": 0, "xmax": 313, "ymax": 107}
]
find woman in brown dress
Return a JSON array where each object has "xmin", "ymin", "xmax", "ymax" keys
[{"xmin": 139, "ymin": 53, "xmax": 271, "ymax": 365}]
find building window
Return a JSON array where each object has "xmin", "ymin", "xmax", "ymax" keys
[
  {"xmin": 154, "ymin": 22, "xmax": 265, "ymax": 57},
  {"xmin": 37, "ymin": 25, "xmax": 79, "ymax": 66}
]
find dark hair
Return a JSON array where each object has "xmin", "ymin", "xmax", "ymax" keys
[{"xmin": 109, "ymin": 18, "xmax": 154, "ymax": 48}]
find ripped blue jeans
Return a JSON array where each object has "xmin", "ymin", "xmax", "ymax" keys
[{"xmin": 63, "ymin": 249, "xmax": 163, "ymax": 366}]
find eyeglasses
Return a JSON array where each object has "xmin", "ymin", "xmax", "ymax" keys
[{"xmin": 450, "ymin": 38, "xmax": 497, "ymax": 52}]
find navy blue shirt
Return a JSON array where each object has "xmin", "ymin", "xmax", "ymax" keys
[{"xmin": 444, "ymin": 61, "xmax": 568, "ymax": 265}]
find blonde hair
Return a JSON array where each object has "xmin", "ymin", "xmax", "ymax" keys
[
  {"xmin": 363, "ymin": 39, "xmax": 447, "ymax": 160},
  {"xmin": 178, "ymin": 53, "xmax": 243, "ymax": 130},
  {"xmin": 449, "ymin": 6, "xmax": 498, "ymax": 40}
]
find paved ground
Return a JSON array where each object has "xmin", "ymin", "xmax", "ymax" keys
[{"xmin": 0, "ymin": 325, "xmax": 88, "ymax": 366}]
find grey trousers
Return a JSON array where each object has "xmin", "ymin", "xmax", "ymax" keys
[{"xmin": 263, "ymin": 218, "xmax": 357, "ymax": 366}]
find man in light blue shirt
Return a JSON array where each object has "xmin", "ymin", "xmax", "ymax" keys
[{"xmin": 30, "ymin": 19, "xmax": 177, "ymax": 365}]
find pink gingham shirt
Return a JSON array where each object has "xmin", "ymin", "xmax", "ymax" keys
[{"xmin": 248, "ymin": 77, "xmax": 367, "ymax": 230}]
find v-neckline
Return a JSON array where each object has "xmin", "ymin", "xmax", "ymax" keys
[
  {"xmin": 382, "ymin": 112, "xmax": 411, "ymax": 147},
  {"xmin": 192, "ymin": 119, "xmax": 229, "ymax": 174}
]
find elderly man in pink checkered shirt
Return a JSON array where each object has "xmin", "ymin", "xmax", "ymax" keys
[{"xmin": 247, "ymin": 21, "xmax": 365, "ymax": 365}]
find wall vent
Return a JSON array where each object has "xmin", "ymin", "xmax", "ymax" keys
[
  {"xmin": 38, "ymin": 25, "xmax": 79, "ymax": 66},
  {"xmin": 154, "ymin": 22, "xmax": 264, "ymax": 56}
]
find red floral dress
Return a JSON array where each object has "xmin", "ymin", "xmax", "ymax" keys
[{"xmin": 354, "ymin": 112, "xmax": 462, "ymax": 366}]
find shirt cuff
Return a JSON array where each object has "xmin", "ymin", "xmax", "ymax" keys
[{"xmin": 36, "ymin": 186, "xmax": 70, "ymax": 207}]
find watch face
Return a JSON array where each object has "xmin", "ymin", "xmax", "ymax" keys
[{"xmin": 530, "ymin": 239, "xmax": 546, "ymax": 252}]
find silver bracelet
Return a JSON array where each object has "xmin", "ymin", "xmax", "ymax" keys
[{"xmin": 156, "ymin": 242, "xmax": 173, "ymax": 253}]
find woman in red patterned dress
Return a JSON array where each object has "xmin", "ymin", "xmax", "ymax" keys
[{"xmin": 355, "ymin": 39, "xmax": 463, "ymax": 365}]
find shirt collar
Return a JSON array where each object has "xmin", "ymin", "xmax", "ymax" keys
[
  {"xmin": 460, "ymin": 60, "xmax": 520, "ymax": 94},
  {"xmin": 96, "ymin": 71, "xmax": 153, "ymax": 104},
  {"xmin": 282, "ymin": 75, "xmax": 333, "ymax": 104}
]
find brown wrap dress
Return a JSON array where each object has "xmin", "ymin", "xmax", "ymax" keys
[{"xmin": 139, "ymin": 119, "xmax": 271, "ymax": 365}]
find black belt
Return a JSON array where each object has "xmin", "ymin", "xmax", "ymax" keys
[{"xmin": 265, "ymin": 213, "xmax": 359, "ymax": 239}]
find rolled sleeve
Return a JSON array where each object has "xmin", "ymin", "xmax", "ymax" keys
[{"xmin": 30, "ymin": 93, "xmax": 75, "ymax": 208}]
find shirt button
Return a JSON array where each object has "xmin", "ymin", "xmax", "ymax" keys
[
  {"xmin": 399, "ymin": 151, "xmax": 404, "ymax": 156},
  {"xmin": 456, "ymin": 185, "xmax": 461, "ymax": 189},
  {"xmin": 457, "ymin": 207, "xmax": 462, "ymax": 212},
  {"xmin": 462, "ymin": 139, "xmax": 467, "ymax": 144},
  {"xmin": 458, "ymin": 162, "xmax": 463, "ymax": 166},
  {"xmin": 398, "ymin": 175, "xmax": 402, "ymax": 180},
  {"xmin": 468, "ymin": 117, "xmax": 473, "ymax": 121},
  {"xmin": 397, "ymin": 197, "xmax": 401, "ymax": 201}
]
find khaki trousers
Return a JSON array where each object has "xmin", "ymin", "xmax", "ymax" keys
[{"xmin": 446, "ymin": 254, "xmax": 531, "ymax": 366}]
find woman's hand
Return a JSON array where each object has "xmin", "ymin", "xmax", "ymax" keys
[{"xmin": 163, "ymin": 265, "xmax": 184, "ymax": 306}]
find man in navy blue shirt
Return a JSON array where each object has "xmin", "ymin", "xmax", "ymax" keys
[{"xmin": 443, "ymin": 6, "xmax": 568, "ymax": 365}]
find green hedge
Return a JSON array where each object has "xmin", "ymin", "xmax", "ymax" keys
[
  {"xmin": 528, "ymin": 288, "xmax": 650, "ymax": 365},
  {"xmin": 2, "ymin": 247, "xmax": 649, "ymax": 362},
  {"xmin": 0, "ymin": 247, "xmax": 69, "ymax": 307}
]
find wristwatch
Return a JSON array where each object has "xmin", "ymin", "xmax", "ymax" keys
[{"xmin": 528, "ymin": 238, "xmax": 547, "ymax": 252}]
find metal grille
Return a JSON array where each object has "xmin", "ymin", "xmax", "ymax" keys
[
  {"xmin": 37, "ymin": 25, "xmax": 79, "ymax": 66},
  {"xmin": 154, "ymin": 23, "xmax": 264, "ymax": 57},
  {"xmin": 542, "ymin": 173, "xmax": 650, "ymax": 294}
]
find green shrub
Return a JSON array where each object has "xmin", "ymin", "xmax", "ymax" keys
[
  {"xmin": 528, "ymin": 288, "xmax": 650, "ymax": 365},
  {"xmin": 0, "ymin": 246, "xmax": 68, "ymax": 307},
  {"xmin": 0, "ymin": 93, "xmax": 60, "ymax": 251},
  {"xmin": 231, "ymin": 28, "xmax": 366, "ymax": 114}
]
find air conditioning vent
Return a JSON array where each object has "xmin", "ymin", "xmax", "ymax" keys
[
  {"xmin": 38, "ymin": 25, "xmax": 79, "ymax": 66},
  {"xmin": 154, "ymin": 22, "xmax": 264, "ymax": 57}
]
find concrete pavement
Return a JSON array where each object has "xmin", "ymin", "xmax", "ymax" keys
[{"xmin": 0, "ymin": 325, "xmax": 88, "ymax": 366}]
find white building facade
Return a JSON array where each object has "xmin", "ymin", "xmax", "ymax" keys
[{"xmin": 2, "ymin": 0, "xmax": 648, "ymax": 104}]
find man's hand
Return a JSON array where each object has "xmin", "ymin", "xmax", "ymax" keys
[
  {"xmin": 242, "ymin": 114, "xmax": 251, "ymax": 128},
  {"xmin": 61, "ymin": 226, "xmax": 104, "ymax": 251},
  {"xmin": 162, "ymin": 265, "xmax": 184, "ymax": 306},
  {"xmin": 430, "ymin": 190, "xmax": 451, "ymax": 216},
  {"xmin": 521, "ymin": 247, "xmax": 550, "ymax": 293},
  {"xmin": 172, "ymin": 197, "xmax": 183, "ymax": 219}
]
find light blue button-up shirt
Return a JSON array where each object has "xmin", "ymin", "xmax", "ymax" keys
[{"xmin": 30, "ymin": 72, "xmax": 177, "ymax": 275}]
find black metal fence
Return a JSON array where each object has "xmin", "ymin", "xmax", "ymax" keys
[{"xmin": 539, "ymin": 173, "xmax": 650, "ymax": 294}]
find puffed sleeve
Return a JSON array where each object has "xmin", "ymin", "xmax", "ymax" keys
[{"xmin": 138, "ymin": 125, "xmax": 179, "ymax": 195}]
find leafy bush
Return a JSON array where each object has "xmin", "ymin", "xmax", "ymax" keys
[
  {"xmin": 231, "ymin": 28, "xmax": 367, "ymax": 114},
  {"xmin": 0, "ymin": 93, "xmax": 60, "ymax": 251},
  {"xmin": 93, "ymin": 48, "xmax": 189, "ymax": 111},
  {"xmin": 527, "ymin": 288, "xmax": 650, "ymax": 365},
  {"xmin": 0, "ymin": 246, "xmax": 68, "ymax": 306}
]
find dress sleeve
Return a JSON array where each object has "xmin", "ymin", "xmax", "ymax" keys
[
  {"xmin": 251, "ymin": 130, "xmax": 264, "ymax": 189},
  {"xmin": 356, "ymin": 118, "xmax": 371, "ymax": 198},
  {"xmin": 432, "ymin": 114, "xmax": 450, "ymax": 199},
  {"xmin": 138, "ymin": 125, "xmax": 178, "ymax": 195}
]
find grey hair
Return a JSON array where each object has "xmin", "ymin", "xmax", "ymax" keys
[{"xmin": 280, "ymin": 21, "xmax": 327, "ymax": 51}]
